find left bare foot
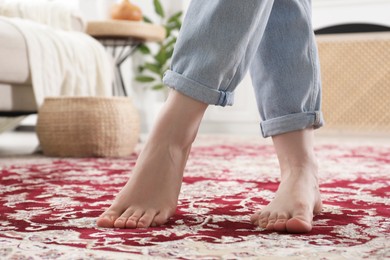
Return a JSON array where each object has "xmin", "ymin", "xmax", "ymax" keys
[
  {"xmin": 251, "ymin": 129, "xmax": 322, "ymax": 233},
  {"xmin": 250, "ymin": 163, "xmax": 322, "ymax": 233}
]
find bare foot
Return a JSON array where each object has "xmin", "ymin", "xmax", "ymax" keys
[
  {"xmin": 96, "ymin": 140, "xmax": 190, "ymax": 228},
  {"xmin": 250, "ymin": 164, "xmax": 322, "ymax": 233},
  {"xmin": 250, "ymin": 129, "xmax": 322, "ymax": 233},
  {"xmin": 96, "ymin": 90, "xmax": 207, "ymax": 229}
]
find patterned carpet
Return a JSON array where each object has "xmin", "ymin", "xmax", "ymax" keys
[{"xmin": 0, "ymin": 136, "xmax": 389, "ymax": 259}]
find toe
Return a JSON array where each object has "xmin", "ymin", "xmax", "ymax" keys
[
  {"xmin": 250, "ymin": 211, "xmax": 261, "ymax": 224},
  {"xmin": 265, "ymin": 219, "xmax": 276, "ymax": 230},
  {"xmin": 96, "ymin": 215, "xmax": 116, "ymax": 228},
  {"xmin": 259, "ymin": 216, "xmax": 270, "ymax": 228},
  {"xmin": 125, "ymin": 209, "xmax": 144, "ymax": 228},
  {"xmin": 152, "ymin": 211, "xmax": 171, "ymax": 227},
  {"xmin": 273, "ymin": 213, "xmax": 289, "ymax": 232},
  {"xmin": 96, "ymin": 209, "xmax": 121, "ymax": 228},
  {"xmin": 258, "ymin": 218, "xmax": 268, "ymax": 228},
  {"xmin": 137, "ymin": 209, "xmax": 157, "ymax": 228},
  {"xmin": 265, "ymin": 213, "xmax": 277, "ymax": 231},
  {"xmin": 113, "ymin": 217, "xmax": 127, "ymax": 228},
  {"xmin": 113, "ymin": 208, "xmax": 135, "ymax": 228},
  {"xmin": 286, "ymin": 216, "xmax": 312, "ymax": 233},
  {"xmin": 252, "ymin": 211, "xmax": 270, "ymax": 228}
]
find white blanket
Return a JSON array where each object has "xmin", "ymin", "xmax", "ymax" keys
[
  {"xmin": 0, "ymin": 0, "xmax": 86, "ymax": 31},
  {"xmin": 0, "ymin": 1, "xmax": 113, "ymax": 107}
]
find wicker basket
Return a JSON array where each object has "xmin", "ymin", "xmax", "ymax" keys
[{"xmin": 37, "ymin": 97, "xmax": 140, "ymax": 157}]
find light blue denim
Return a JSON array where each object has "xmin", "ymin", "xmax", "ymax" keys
[{"xmin": 163, "ymin": 0, "xmax": 324, "ymax": 137}]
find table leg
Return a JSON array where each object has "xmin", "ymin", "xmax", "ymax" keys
[{"xmin": 98, "ymin": 39, "xmax": 141, "ymax": 96}]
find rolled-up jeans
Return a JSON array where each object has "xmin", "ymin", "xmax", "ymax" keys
[{"xmin": 163, "ymin": 0, "xmax": 324, "ymax": 137}]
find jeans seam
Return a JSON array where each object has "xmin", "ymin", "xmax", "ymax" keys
[
  {"xmin": 223, "ymin": 40, "xmax": 253, "ymax": 93},
  {"xmin": 301, "ymin": 1, "xmax": 319, "ymax": 112},
  {"xmin": 224, "ymin": 5, "xmax": 272, "ymax": 93}
]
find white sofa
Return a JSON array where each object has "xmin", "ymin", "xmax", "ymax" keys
[
  {"xmin": 0, "ymin": 19, "xmax": 35, "ymax": 113},
  {"xmin": 0, "ymin": 16, "xmax": 87, "ymax": 114}
]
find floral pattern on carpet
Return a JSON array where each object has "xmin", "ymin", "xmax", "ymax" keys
[{"xmin": 0, "ymin": 136, "xmax": 389, "ymax": 259}]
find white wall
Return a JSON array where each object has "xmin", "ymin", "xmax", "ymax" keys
[
  {"xmin": 312, "ymin": 0, "xmax": 390, "ymax": 30},
  {"xmin": 73, "ymin": 0, "xmax": 390, "ymax": 27},
  {"xmin": 77, "ymin": 0, "xmax": 182, "ymax": 22}
]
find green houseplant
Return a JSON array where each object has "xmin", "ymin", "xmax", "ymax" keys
[{"xmin": 135, "ymin": 0, "xmax": 182, "ymax": 91}]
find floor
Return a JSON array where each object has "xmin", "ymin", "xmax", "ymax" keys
[
  {"xmin": 1, "ymin": 114, "xmax": 389, "ymax": 158},
  {"xmin": 0, "ymin": 115, "xmax": 40, "ymax": 157},
  {"xmin": 1, "ymin": 129, "xmax": 388, "ymax": 259}
]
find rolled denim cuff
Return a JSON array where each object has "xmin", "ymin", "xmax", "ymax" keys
[
  {"xmin": 163, "ymin": 70, "xmax": 234, "ymax": 107},
  {"xmin": 260, "ymin": 111, "xmax": 324, "ymax": 138}
]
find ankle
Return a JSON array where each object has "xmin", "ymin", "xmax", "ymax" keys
[
  {"xmin": 146, "ymin": 133, "xmax": 192, "ymax": 159},
  {"xmin": 148, "ymin": 127, "xmax": 195, "ymax": 151},
  {"xmin": 147, "ymin": 90, "xmax": 207, "ymax": 150},
  {"xmin": 279, "ymin": 150, "xmax": 318, "ymax": 169},
  {"xmin": 280, "ymin": 156, "xmax": 319, "ymax": 182}
]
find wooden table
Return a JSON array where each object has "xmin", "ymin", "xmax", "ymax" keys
[{"xmin": 87, "ymin": 20, "xmax": 166, "ymax": 96}]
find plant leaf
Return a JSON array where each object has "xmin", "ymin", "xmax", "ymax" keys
[
  {"xmin": 153, "ymin": 0, "xmax": 165, "ymax": 18},
  {"xmin": 166, "ymin": 48, "xmax": 174, "ymax": 59},
  {"xmin": 144, "ymin": 63, "xmax": 161, "ymax": 74},
  {"xmin": 155, "ymin": 47, "xmax": 167, "ymax": 66},
  {"xmin": 166, "ymin": 21, "xmax": 181, "ymax": 30},
  {"xmin": 135, "ymin": 75, "xmax": 155, "ymax": 82},
  {"xmin": 167, "ymin": 11, "xmax": 183, "ymax": 23},
  {"xmin": 164, "ymin": 37, "xmax": 177, "ymax": 48},
  {"xmin": 134, "ymin": 1, "xmax": 183, "ymax": 91},
  {"xmin": 152, "ymin": 84, "xmax": 165, "ymax": 90},
  {"xmin": 164, "ymin": 27, "xmax": 172, "ymax": 38},
  {"xmin": 143, "ymin": 15, "xmax": 153, "ymax": 23},
  {"xmin": 137, "ymin": 44, "xmax": 151, "ymax": 54}
]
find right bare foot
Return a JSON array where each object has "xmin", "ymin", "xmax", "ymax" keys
[
  {"xmin": 96, "ymin": 140, "xmax": 190, "ymax": 228},
  {"xmin": 96, "ymin": 90, "xmax": 208, "ymax": 229},
  {"xmin": 250, "ymin": 129, "xmax": 323, "ymax": 233}
]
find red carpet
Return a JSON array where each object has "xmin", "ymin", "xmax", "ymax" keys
[{"xmin": 0, "ymin": 136, "xmax": 389, "ymax": 259}]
